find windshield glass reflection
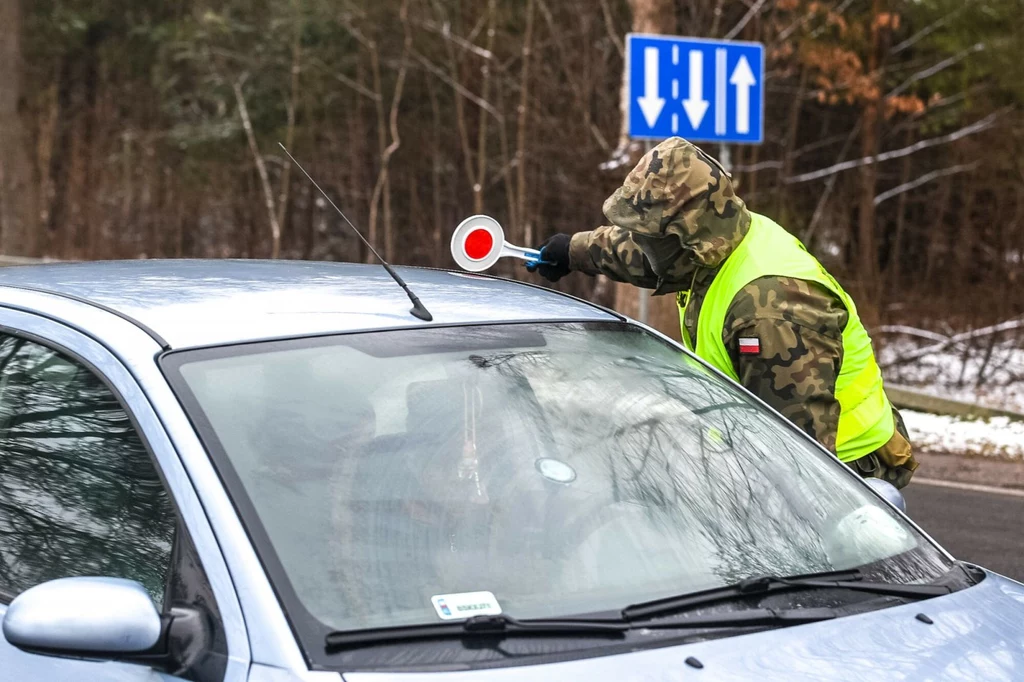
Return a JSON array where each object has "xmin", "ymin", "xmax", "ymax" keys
[{"xmin": 168, "ymin": 323, "xmax": 950, "ymax": 633}]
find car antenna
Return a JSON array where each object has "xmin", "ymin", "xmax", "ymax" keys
[{"xmin": 279, "ymin": 143, "xmax": 433, "ymax": 322}]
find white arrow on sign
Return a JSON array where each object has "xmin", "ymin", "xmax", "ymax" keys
[
  {"xmin": 729, "ymin": 55, "xmax": 757, "ymax": 134},
  {"xmin": 682, "ymin": 50, "xmax": 709, "ymax": 129},
  {"xmin": 637, "ymin": 47, "xmax": 665, "ymax": 128}
]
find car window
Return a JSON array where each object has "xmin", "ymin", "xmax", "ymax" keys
[
  {"xmin": 0, "ymin": 333, "xmax": 176, "ymax": 606},
  {"xmin": 165, "ymin": 322, "xmax": 953, "ymax": 658}
]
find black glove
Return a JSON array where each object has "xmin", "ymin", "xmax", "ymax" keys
[{"xmin": 526, "ymin": 233, "xmax": 572, "ymax": 282}]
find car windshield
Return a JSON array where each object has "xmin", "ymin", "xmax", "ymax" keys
[{"xmin": 164, "ymin": 323, "xmax": 951, "ymax": 644}]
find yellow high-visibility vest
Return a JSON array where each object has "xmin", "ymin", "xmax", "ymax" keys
[{"xmin": 678, "ymin": 212, "xmax": 893, "ymax": 462}]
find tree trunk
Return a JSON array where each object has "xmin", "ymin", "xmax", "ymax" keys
[
  {"xmin": 856, "ymin": 0, "xmax": 885, "ymax": 299},
  {"xmin": 275, "ymin": 0, "xmax": 303, "ymax": 257},
  {"xmin": 612, "ymin": 0, "xmax": 680, "ymax": 341},
  {"xmin": 514, "ymin": 0, "xmax": 536, "ymax": 249},
  {"xmin": 887, "ymin": 127, "xmax": 913, "ymax": 292},
  {"xmin": 954, "ymin": 173, "xmax": 976, "ymax": 296},
  {"xmin": 0, "ymin": 0, "xmax": 39, "ymax": 256},
  {"xmin": 612, "ymin": 0, "xmax": 674, "ymax": 159},
  {"xmin": 924, "ymin": 175, "xmax": 952, "ymax": 285},
  {"xmin": 427, "ymin": 78, "xmax": 445, "ymax": 265},
  {"xmin": 45, "ymin": 54, "xmax": 74, "ymax": 257},
  {"xmin": 777, "ymin": 65, "xmax": 808, "ymax": 222},
  {"xmin": 474, "ymin": 0, "xmax": 496, "ymax": 216}
]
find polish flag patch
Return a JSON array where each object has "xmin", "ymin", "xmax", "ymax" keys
[{"xmin": 738, "ymin": 337, "xmax": 761, "ymax": 355}]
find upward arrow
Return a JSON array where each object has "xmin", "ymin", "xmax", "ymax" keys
[
  {"xmin": 729, "ymin": 56, "xmax": 757, "ymax": 135},
  {"xmin": 682, "ymin": 50, "xmax": 709, "ymax": 129},
  {"xmin": 637, "ymin": 47, "xmax": 665, "ymax": 128}
]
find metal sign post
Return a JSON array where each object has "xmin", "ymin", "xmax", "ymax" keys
[
  {"xmin": 718, "ymin": 144, "xmax": 732, "ymax": 173},
  {"xmin": 638, "ymin": 289, "xmax": 650, "ymax": 325}
]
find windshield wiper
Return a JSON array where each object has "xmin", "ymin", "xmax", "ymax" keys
[
  {"xmin": 324, "ymin": 608, "xmax": 842, "ymax": 655},
  {"xmin": 325, "ymin": 570, "xmax": 954, "ymax": 653},
  {"xmin": 633, "ymin": 606, "xmax": 842, "ymax": 630},
  {"xmin": 324, "ymin": 614, "xmax": 628, "ymax": 653},
  {"xmin": 622, "ymin": 568, "xmax": 951, "ymax": 621}
]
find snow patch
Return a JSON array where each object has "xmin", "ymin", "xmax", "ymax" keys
[
  {"xmin": 902, "ymin": 410, "xmax": 1024, "ymax": 460},
  {"xmin": 879, "ymin": 325, "xmax": 1024, "ymax": 459},
  {"xmin": 599, "ymin": 151, "xmax": 632, "ymax": 172},
  {"xmin": 880, "ymin": 337, "xmax": 1024, "ymax": 413}
]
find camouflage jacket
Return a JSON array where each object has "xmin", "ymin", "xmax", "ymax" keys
[
  {"xmin": 572, "ymin": 231, "xmax": 847, "ymax": 453},
  {"xmin": 567, "ymin": 137, "xmax": 913, "ymax": 475}
]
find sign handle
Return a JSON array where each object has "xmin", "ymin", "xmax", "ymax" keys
[{"xmin": 501, "ymin": 243, "xmax": 544, "ymax": 264}]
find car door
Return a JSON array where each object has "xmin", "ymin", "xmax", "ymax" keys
[{"xmin": 0, "ymin": 310, "xmax": 245, "ymax": 682}]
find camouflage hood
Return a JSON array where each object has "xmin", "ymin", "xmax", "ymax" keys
[{"xmin": 602, "ymin": 137, "xmax": 751, "ymax": 278}]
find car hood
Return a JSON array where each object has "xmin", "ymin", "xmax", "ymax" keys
[{"xmin": 344, "ymin": 571, "xmax": 1024, "ymax": 681}]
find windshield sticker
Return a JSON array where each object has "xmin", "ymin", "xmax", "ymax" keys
[{"xmin": 431, "ymin": 591, "xmax": 502, "ymax": 620}]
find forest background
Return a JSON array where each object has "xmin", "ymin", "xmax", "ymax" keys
[{"xmin": 1, "ymin": 0, "xmax": 1023, "ymax": 339}]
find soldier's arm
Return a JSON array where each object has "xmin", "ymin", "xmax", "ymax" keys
[
  {"xmin": 567, "ymin": 226, "xmax": 663, "ymax": 289},
  {"xmin": 722, "ymin": 277, "xmax": 849, "ymax": 454}
]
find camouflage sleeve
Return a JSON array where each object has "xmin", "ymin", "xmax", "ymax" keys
[
  {"xmin": 723, "ymin": 277, "xmax": 849, "ymax": 454},
  {"xmin": 568, "ymin": 227, "xmax": 664, "ymax": 289}
]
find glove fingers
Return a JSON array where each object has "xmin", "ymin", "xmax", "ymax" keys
[
  {"xmin": 529, "ymin": 233, "xmax": 571, "ymax": 282},
  {"xmin": 538, "ymin": 266, "xmax": 563, "ymax": 282}
]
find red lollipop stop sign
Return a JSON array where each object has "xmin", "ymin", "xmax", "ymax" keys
[{"xmin": 451, "ymin": 215, "xmax": 542, "ymax": 272}]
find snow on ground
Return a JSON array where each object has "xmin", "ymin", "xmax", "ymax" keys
[
  {"xmin": 902, "ymin": 410, "xmax": 1024, "ymax": 460},
  {"xmin": 878, "ymin": 337, "xmax": 1024, "ymax": 413},
  {"xmin": 878, "ymin": 330, "xmax": 1024, "ymax": 458}
]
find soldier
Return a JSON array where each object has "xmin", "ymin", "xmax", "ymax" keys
[{"xmin": 529, "ymin": 136, "xmax": 917, "ymax": 488}]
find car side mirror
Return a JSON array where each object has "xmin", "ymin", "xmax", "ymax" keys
[
  {"xmin": 3, "ymin": 577, "xmax": 163, "ymax": 656},
  {"xmin": 865, "ymin": 478, "xmax": 907, "ymax": 514}
]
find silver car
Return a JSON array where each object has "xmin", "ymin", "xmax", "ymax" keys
[{"xmin": 0, "ymin": 260, "xmax": 1020, "ymax": 682}]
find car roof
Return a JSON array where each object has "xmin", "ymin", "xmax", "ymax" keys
[{"xmin": 0, "ymin": 260, "xmax": 618, "ymax": 349}]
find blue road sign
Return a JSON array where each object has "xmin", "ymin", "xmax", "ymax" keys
[{"xmin": 627, "ymin": 34, "xmax": 764, "ymax": 144}]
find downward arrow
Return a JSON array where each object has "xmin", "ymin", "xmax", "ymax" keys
[
  {"xmin": 637, "ymin": 47, "xmax": 665, "ymax": 128},
  {"xmin": 729, "ymin": 55, "xmax": 757, "ymax": 134},
  {"xmin": 682, "ymin": 50, "xmax": 709, "ymax": 129}
]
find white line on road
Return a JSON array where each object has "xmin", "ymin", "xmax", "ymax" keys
[{"xmin": 914, "ymin": 477, "xmax": 1024, "ymax": 498}]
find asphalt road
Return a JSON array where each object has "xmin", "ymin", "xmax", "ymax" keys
[{"xmin": 904, "ymin": 482, "xmax": 1024, "ymax": 582}]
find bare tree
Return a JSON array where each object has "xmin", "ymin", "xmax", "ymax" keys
[
  {"xmin": 611, "ymin": 0, "xmax": 681, "ymax": 340},
  {"xmin": 368, "ymin": 0, "xmax": 411, "ymax": 262},
  {"xmin": 234, "ymin": 77, "xmax": 282, "ymax": 259},
  {"xmin": 0, "ymin": 0, "xmax": 38, "ymax": 256},
  {"xmin": 856, "ymin": 0, "xmax": 886, "ymax": 300}
]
